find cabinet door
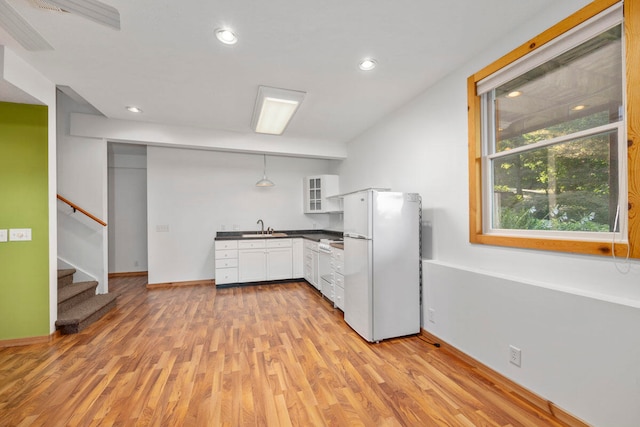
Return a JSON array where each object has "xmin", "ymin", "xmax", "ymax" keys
[
  {"xmin": 292, "ymin": 239, "xmax": 304, "ymax": 278},
  {"xmin": 311, "ymin": 249, "xmax": 319, "ymax": 288},
  {"xmin": 238, "ymin": 249, "xmax": 267, "ymax": 282},
  {"xmin": 303, "ymin": 248, "xmax": 313, "ymax": 283},
  {"xmin": 267, "ymin": 248, "xmax": 293, "ymax": 280},
  {"xmin": 303, "ymin": 175, "xmax": 341, "ymax": 213},
  {"xmin": 303, "ymin": 247, "xmax": 315, "ymax": 284}
]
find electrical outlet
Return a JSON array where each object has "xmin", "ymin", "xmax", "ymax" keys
[
  {"xmin": 427, "ymin": 308, "xmax": 436, "ymax": 323},
  {"xmin": 509, "ymin": 345, "xmax": 522, "ymax": 367},
  {"xmin": 0, "ymin": 229, "xmax": 7, "ymax": 242}
]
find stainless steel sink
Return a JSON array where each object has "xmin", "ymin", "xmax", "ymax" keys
[{"xmin": 241, "ymin": 232, "xmax": 288, "ymax": 238}]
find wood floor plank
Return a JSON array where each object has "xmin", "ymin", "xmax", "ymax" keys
[{"xmin": 0, "ymin": 277, "xmax": 572, "ymax": 426}]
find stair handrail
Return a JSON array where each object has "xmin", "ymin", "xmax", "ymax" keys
[{"xmin": 57, "ymin": 194, "xmax": 107, "ymax": 227}]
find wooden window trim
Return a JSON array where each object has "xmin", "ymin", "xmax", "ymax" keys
[{"xmin": 468, "ymin": 0, "xmax": 637, "ymax": 258}]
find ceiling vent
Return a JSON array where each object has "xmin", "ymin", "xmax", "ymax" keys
[{"xmin": 29, "ymin": 0, "xmax": 68, "ymax": 13}]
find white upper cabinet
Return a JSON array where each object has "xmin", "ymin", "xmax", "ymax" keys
[{"xmin": 303, "ymin": 175, "xmax": 341, "ymax": 213}]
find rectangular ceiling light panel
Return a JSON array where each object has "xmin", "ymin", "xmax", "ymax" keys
[{"xmin": 251, "ymin": 86, "xmax": 306, "ymax": 135}]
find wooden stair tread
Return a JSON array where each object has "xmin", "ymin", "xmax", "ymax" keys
[
  {"xmin": 57, "ymin": 269, "xmax": 76, "ymax": 279},
  {"xmin": 56, "ymin": 293, "xmax": 118, "ymax": 326},
  {"xmin": 58, "ymin": 281, "xmax": 98, "ymax": 303}
]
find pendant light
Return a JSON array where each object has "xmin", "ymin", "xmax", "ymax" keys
[{"xmin": 256, "ymin": 154, "xmax": 275, "ymax": 187}]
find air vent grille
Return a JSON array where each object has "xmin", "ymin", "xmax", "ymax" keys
[{"xmin": 29, "ymin": 0, "xmax": 67, "ymax": 13}]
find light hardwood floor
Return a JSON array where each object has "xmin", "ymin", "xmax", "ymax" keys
[{"xmin": 0, "ymin": 277, "xmax": 568, "ymax": 426}]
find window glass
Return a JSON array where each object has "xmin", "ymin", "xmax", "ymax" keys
[
  {"xmin": 484, "ymin": 24, "xmax": 624, "ymax": 236},
  {"xmin": 492, "ymin": 25, "xmax": 622, "ymax": 153},
  {"xmin": 492, "ymin": 129, "xmax": 618, "ymax": 232}
]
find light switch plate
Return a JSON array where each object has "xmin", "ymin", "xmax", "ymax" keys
[
  {"xmin": 0, "ymin": 229, "xmax": 7, "ymax": 242},
  {"xmin": 10, "ymin": 228, "xmax": 32, "ymax": 241}
]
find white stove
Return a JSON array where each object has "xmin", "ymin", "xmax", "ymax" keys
[
  {"xmin": 318, "ymin": 238, "xmax": 342, "ymax": 253},
  {"xmin": 317, "ymin": 238, "xmax": 342, "ymax": 301}
]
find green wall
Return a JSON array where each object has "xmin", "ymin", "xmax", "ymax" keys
[{"xmin": 0, "ymin": 102, "xmax": 50, "ymax": 340}]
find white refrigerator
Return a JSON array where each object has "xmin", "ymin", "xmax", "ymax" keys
[{"xmin": 343, "ymin": 190, "xmax": 421, "ymax": 342}]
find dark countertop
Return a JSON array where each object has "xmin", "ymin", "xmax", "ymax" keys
[{"xmin": 215, "ymin": 229, "xmax": 343, "ymax": 242}]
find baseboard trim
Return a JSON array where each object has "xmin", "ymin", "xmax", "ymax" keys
[
  {"xmin": 146, "ymin": 279, "xmax": 215, "ymax": 289},
  {"xmin": 0, "ymin": 333, "xmax": 51, "ymax": 348},
  {"xmin": 214, "ymin": 278, "xmax": 302, "ymax": 289},
  {"xmin": 421, "ymin": 330, "xmax": 589, "ymax": 427},
  {"xmin": 108, "ymin": 271, "xmax": 148, "ymax": 278}
]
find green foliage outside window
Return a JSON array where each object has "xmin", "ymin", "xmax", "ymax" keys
[{"xmin": 493, "ymin": 112, "xmax": 616, "ymax": 232}]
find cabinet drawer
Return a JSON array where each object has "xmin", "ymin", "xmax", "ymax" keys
[
  {"xmin": 304, "ymin": 240, "xmax": 318, "ymax": 250},
  {"xmin": 216, "ymin": 258, "xmax": 238, "ymax": 268},
  {"xmin": 334, "ymin": 285, "xmax": 344, "ymax": 311},
  {"xmin": 304, "ymin": 265, "xmax": 312, "ymax": 278},
  {"xmin": 266, "ymin": 238, "xmax": 292, "ymax": 248},
  {"xmin": 238, "ymin": 240, "xmax": 266, "ymax": 249},
  {"xmin": 331, "ymin": 248, "xmax": 344, "ymax": 262},
  {"xmin": 334, "ymin": 272, "xmax": 344, "ymax": 288},
  {"xmin": 334, "ymin": 259, "xmax": 344, "ymax": 275},
  {"xmin": 215, "ymin": 240, "xmax": 238, "ymax": 250},
  {"xmin": 215, "ymin": 267, "xmax": 238, "ymax": 285},
  {"xmin": 215, "ymin": 249, "xmax": 237, "ymax": 260}
]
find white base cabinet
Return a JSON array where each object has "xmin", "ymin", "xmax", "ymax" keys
[
  {"xmin": 238, "ymin": 239, "xmax": 267, "ymax": 282},
  {"xmin": 292, "ymin": 239, "xmax": 303, "ymax": 278},
  {"xmin": 215, "ymin": 240, "xmax": 239, "ymax": 285},
  {"xmin": 238, "ymin": 248, "xmax": 267, "ymax": 282},
  {"xmin": 303, "ymin": 240, "xmax": 319, "ymax": 289},
  {"xmin": 267, "ymin": 247, "xmax": 293, "ymax": 280},
  {"xmin": 215, "ymin": 237, "xmax": 337, "ymax": 289},
  {"xmin": 217, "ymin": 238, "xmax": 294, "ymax": 285}
]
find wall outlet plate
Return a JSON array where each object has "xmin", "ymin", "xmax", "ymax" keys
[
  {"xmin": 0, "ymin": 229, "xmax": 7, "ymax": 242},
  {"xmin": 9, "ymin": 228, "xmax": 31, "ymax": 241},
  {"xmin": 427, "ymin": 308, "xmax": 436, "ymax": 323},
  {"xmin": 509, "ymin": 345, "xmax": 522, "ymax": 367}
]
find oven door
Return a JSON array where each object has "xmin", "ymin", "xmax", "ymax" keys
[{"xmin": 318, "ymin": 248, "xmax": 333, "ymax": 301}]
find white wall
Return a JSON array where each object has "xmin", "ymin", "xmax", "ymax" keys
[
  {"xmin": 147, "ymin": 147, "xmax": 339, "ymax": 284},
  {"xmin": 337, "ymin": 1, "xmax": 640, "ymax": 426},
  {"xmin": 108, "ymin": 146, "xmax": 148, "ymax": 273},
  {"xmin": 56, "ymin": 91, "xmax": 108, "ymax": 293}
]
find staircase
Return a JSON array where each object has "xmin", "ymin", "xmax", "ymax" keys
[{"xmin": 56, "ymin": 269, "xmax": 118, "ymax": 334}]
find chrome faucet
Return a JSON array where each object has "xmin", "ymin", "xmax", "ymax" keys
[{"xmin": 257, "ymin": 219, "xmax": 264, "ymax": 234}]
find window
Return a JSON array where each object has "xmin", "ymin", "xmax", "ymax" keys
[{"xmin": 468, "ymin": 0, "xmax": 640, "ymax": 257}]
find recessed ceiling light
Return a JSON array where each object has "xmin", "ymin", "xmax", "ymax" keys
[
  {"xmin": 359, "ymin": 58, "xmax": 377, "ymax": 71},
  {"xmin": 506, "ymin": 91, "xmax": 522, "ymax": 98},
  {"xmin": 571, "ymin": 104, "xmax": 587, "ymax": 111},
  {"xmin": 215, "ymin": 28, "xmax": 238, "ymax": 45},
  {"xmin": 126, "ymin": 106, "xmax": 142, "ymax": 113}
]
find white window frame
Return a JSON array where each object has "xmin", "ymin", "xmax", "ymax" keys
[{"xmin": 478, "ymin": 4, "xmax": 627, "ymax": 243}]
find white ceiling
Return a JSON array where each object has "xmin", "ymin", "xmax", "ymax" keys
[{"xmin": 0, "ymin": 0, "xmax": 562, "ymax": 145}]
